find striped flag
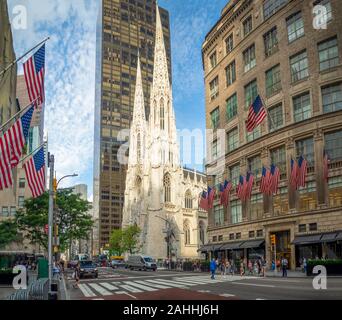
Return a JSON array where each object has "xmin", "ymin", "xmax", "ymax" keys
[
  {"xmin": 270, "ymin": 164, "xmax": 280, "ymax": 195},
  {"xmin": 246, "ymin": 95, "xmax": 267, "ymax": 132},
  {"xmin": 23, "ymin": 44, "xmax": 45, "ymax": 107},
  {"xmin": 2, "ymin": 106, "xmax": 34, "ymax": 168},
  {"xmin": 260, "ymin": 166, "xmax": 271, "ymax": 195},
  {"xmin": 0, "ymin": 136, "xmax": 13, "ymax": 190},
  {"xmin": 297, "ymin": 156, "xmax": 307, "ymax": 188},
  {"xmin": 199, "ymin": 191, "xmax": 209, "ymax": 211},
  {"xmin": 219, "ymin": 180, "xmax": 232, "ymax": 208},
  {"xmin": 323, "ymin": 151, "xmax": 329, "ymax": 182},
  {"xmin": 23, "ymin": 146, "xmax": 46, "ymax": 198},
  {"xmin": 207, "ymin": 187, "xmax": 215, "ymax": 209},
  {"xmin": 290, "ymin": 158, "xmax": 298, "ymax": 190},
  {"xmin": 236, "ymin": 175, "xmax": 246, "ymax": 201},
  {"xmin": 245, "ymin": 172, "xmax": 254, "ymax": 200}
]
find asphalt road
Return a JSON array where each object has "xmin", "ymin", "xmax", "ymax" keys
[{"xmin": 65, "ymin": 267, "xmax": 342, "ymax": 300}]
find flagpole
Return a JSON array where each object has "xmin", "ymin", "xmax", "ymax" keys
[
  {"xmin": 0, "ymin": 97, "xmax": 40, "ymax": 133},
  {"xmin": 0, "ymin": 37, "xmax": 50, "ymax": 78},
  {"xmin": 18, "ymin": 141, "xmax": 48, "ymax": 164},
  {"xmin": 259, "ymin": 94, "xmax": 276, "ymax": 131}
]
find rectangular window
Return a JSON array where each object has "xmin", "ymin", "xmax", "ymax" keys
[
  {"xmin": 290, "ymin": 50, "xmax": 309, "ymax": 83},
  {"xmin": 318, "ymin": 37, "xmax": 339, "ymax": 71},
  {"xmin": 243, "ymin": 16, "xmax": 253, "ymax": 37},
  {"xmin": 229, "ymin": 233, "xmax": 235, "ymax": 240},
  {"xmin": 236, "ymin": 232, "xmax": 242, "ymax": 239},
  {"xmin": 257, "ymin": 230, "xmax": 263, "ymax": 237},
  {"xmin": 299, "ymin": 224, "xmax": 306, "ymax": 232},
  {"xmin": 309, "ymin": 223, "xmax": 317, "ymax": 231},
  {"xmin": 270, "ymin": 146, "xmax": 286, "ymax": 178},
  {"xmin": 229, "ymin": 164, "xmax": 240, "ymax": 186},
  {"xmin": 226, "ymin": 93, "xmax": 237, "ymax": 121},
  {"xmin": 10, "ymin": 207, "xmax": 16, "ymax": 217},
  {"xmin": 249, "ymin": 231, "xmax": 255, "ymax": 238},
  {"xmin": 209, "ymin": 77, "xmax": 219, "ymax": 100},
  {"xmin": 212, "ymin": 139, "xmax": 218, "ymax": 159},
  {"xmin": 2, "ymin": 207, "xmax": 9, "ymax": 217},
  {"xmin": 250, "ymin": 193, "xmax": 263, "ymax": 220},
  {"xmin": 322, "ymin": 83, "xmax": 342, "ymax": 113},
  {"xmin": 325, "ymin": 131, "xmax": 342, "ymax": 162},
  {"xmin": 264, "ymin": 27, "xmax": 279, "ymax": 57},
  {"xmin": 293, "ymin": 92, "xmax": 311, "ymax": 122},
  {"xmin": 245, "ymin": 79, "xmax": 258, "ymax": 110},
  {"xmin": 315, "ymin": 0, "xmax": 332, "ymax": 23},
  {"xmin": 248, "ymin": 155, "xmax": 262, "ymax": 177},
  {"xmin": 328, "ymin": 176, "xmax": 342, "ymax": 208},
  {"xmin": 213, "ymin": 236, "xmax": 217, "ymax": 242},
  {"xmin": 296, "ymin": 137, "xmax": 315, "ymax": 169},
  {"xmin": 225, "ymin": 33, "xmax": 234, "ymax": 54},
  {"xmin": 18, "ymin": 197, "xmax": 25, "ymax": 208},
  {"xmin": 227, "ymin": 128, "xmax": 239, "ymax": 152},
  {"xmin": 268, "ymin": 103, "xmax": 284, "ymax": 132},
  {"xmin": 287, "ymin": 11, "xmax": 304, "ymax": 43},
  {"xmin": 266, "ymin": 64, "xmax": 281, "ymax": 97},
  {"xmin": 299, "ymin": 181, "xmax": 317, "ymax": 210},
  {"xmin": 19, "ymin": 178, "xmax": 25, "ymax": 188},
  {"xmin": 231, "ymin": 200, "xmax": 242, "ymax": 224},
  {"xmin": 225, "ymin": 61, "xmax": 236, "ymax": 86},
  {"xmin": 214, "ymin": 205, "xmax": 224, "ymax": 226},
  {"xmin": 210, "ymin": 107, "xmax": 220, "ymax": 129},
  {"xmin": 209, "ymin": 51, "xmax": 217, "ymax": 69},
  {"xmin": 246, "ymin": 126, "xmax": 261, "ymax": 143},
  {"xmin": 243, "ymin": 44, "xmax": 256, "ymax": 73},
  {"xmin": 263, "ymin": 0, "xmax": 288, "ymax": 20},
  {"xmin": 218, "ymin": 235, "xmax": 223, "ymax": 242}
]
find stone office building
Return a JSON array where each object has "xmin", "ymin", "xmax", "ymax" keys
[{"xmin": 201, "ymin": 0, "xmax": 342, "ymax": 269}]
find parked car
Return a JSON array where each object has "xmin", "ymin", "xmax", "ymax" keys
[
  {"xmin": 111, "ymin": 259, "xmax": 126, "ymax": 269},
  {"xmin": 126, "ymin": 255, "xmax": 157, "ymax": 271},
  {"xmin": 79, "ymin": 260, "xmax": 98, "ymax": 279}
]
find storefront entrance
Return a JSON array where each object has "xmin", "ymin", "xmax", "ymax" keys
[{"xmin": 273, "ymin": 230, "xmax": 292, "ymax": 269}]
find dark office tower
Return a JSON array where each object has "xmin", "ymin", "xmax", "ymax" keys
[{"xmin": 94, "ymin": 0, "xmax": 172, "ymax": 250}]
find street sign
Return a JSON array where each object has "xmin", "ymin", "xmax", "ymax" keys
[{"xmin": 44, "ymin": 224, "xmax": 49, "ymax": 235}]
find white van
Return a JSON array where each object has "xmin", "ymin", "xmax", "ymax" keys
[{"xmin": 126, "ymin": 255, "xmax": 157, "ymax": 271}]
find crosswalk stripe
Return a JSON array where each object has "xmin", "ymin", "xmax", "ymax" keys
[
  {"xmin": 175, "ymin": 278, "xmax": 223, "ymax": 284},
  {"xmin": 172, "ymin": 279, "xmax": 204, "ymax": 286},
  {"xmin": 134, "ymin": 280, "xmax": 170, "ymax": 289},
  {"xmin": 124, "ymin": 281, "xmax": 158, "ymax": 291},
  {"xmin": 100, "ymin": 282, "xmax": 119, "ymax": 291},
  {"xmin": 219, "ymin": 293, "xmax": 236, "ymax": 297},
  {"xmin": 79, "ymin": 284, "xmax": 96, "ymax": 297},
  {"xmin": 88, "ymin": 283, "xmax": 113, "ymax": 296},
  {"xmin": 119, "ymin": 284, "xmax": 143, "ymax": 293},
  {"xmin": 146, "ymin": 279, "xmax": 186, "ymax": 288}
]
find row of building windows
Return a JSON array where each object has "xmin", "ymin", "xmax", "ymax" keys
[
  {"xmin": 1, "ymin": 205, "xmax": 18, "ymax": 217},
  {"xmin": 213, "ymin": 229, "xmax": 264, "ymax": 243}
]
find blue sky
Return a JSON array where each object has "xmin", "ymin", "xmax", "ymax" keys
[{"xmin": 8, "ymin": 0, "xmax": 228, "ymax": 200}]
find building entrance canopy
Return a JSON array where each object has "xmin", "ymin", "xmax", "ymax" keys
[
  {"xmin": 199, "ymin": 239, "xmax": 265, "ymax": 252},
  {"xmin": 292, "ymin": 232, "xmax": 341, "ymax": 245}
]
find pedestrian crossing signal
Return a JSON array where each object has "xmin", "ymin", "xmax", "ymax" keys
[{"xmin": 270, "ymin": 234, "xmax": 276, "ymax": 245}]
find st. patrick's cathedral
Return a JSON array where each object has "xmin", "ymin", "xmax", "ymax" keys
[{"xmin": 122, "ymin": 5, "xmax": 208, "ymax": 260}]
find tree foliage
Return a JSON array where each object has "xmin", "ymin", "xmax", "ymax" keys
[
  {"xmin": 109, "ymin": 225, "xmax": 141, "ymax": 255},
  {"xmin": 109, "ymin": 229, "xmax": 125, "ymax": 256},
  {"xmin": 0, "ymin": 220, "xmax": 20, "ymax": 249},
  {"xmin": 15, "ymin": 189, "xmax": 93, "ymax": 251}
]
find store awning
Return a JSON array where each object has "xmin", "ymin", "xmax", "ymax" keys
[
  {"xmin": 320, "ymin": 233, "xmax": 338, "ymax": 242},
  {"xmin": 220, "ymin": 241, "xmax": 244, "ymax": 250},
  {"xmin": 292, "ymin": 234, "xmax": 323, "ymax": 245},
  {"xmin": 239, "ymin": 240, "xmax": 265, "ymax": 249},
  {"xmin": 336, "ymin": 232, "xmax": 342, "ymax": 241},
  {"xmin": 197, "ymin": 244, "xmax": 223, "ymax": 252}
]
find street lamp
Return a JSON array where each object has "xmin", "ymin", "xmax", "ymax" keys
[{"xmin": 155, "ymin": 215, "xmax": 173, "ymax": 270}]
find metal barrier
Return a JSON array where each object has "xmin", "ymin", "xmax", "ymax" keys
[{"xmin": 6, "ymin": 278, "xmax": 50, "ymax": 300}]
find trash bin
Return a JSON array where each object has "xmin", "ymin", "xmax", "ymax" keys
[{"xmin": 37, "ymin": 258, "xmax": 48, "ymax": 279}]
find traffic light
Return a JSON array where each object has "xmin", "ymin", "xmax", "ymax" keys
[{"xmin": 270, "ymin": 234, "xmax": 276, "ymax": 245}]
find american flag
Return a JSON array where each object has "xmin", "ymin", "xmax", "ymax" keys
[
  {"xmin": 23, "ymin": 146, "xmax": 46, "ymax": 198},
  {"xmin": 23, "ymin": 44, "xmax": 45, "ymax": 107},
  {"xmin": 2, "ymin": 106, "xmax": 34, "ymax": 168},
  {"xmin": 270, "ymin": 164, "xmax": 280, "ymax": 195},
  {"xmin": 323, "ymin": 151, "xmax": 329, "ymax": 182},
  {"xmin": 244, "ymin": 172, "xmax": 254, "ymax": 200},
  {"xmin": 246, "ymin": 95, "xmax": 267, "ymax": 132},
  {"xmin": 219, "ymin": 180, "xmax": 232, "ymax": 208},
  {"xmin": 236, "ymin": 175, "xmax": 246, "ymax": 201},
  {"xmin": 207, "ymin": 187, "xmax": 215, "ymax": 209},
  {"xmin": 290, "ymin": 158, "xmax": 298, "ymax": 190},
  {"xmin": 297, "ymin": 156, "xmax": 307, "ymax": 188},
  {"xmin": 0, "ymin": 136, "xmax": 13, "ymax": 190},
  {"xmin": 260, "ymin": 166, "xmax": 271, "ymax": 195},
  {"xmin": 199, "ymin": 191, "xmax": 209, "ymax": 211}
]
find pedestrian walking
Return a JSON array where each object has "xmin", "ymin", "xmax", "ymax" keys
[
  {"xmin": 281, "ymin": 256, "xmax": 288, "ymax": 277},
  {"xmin": 220, "ymin": 259, "xmax": 226, "ymax": 279},
  {"xmin": 210, "ymin": 258, "xmax": 217, "ymax": 280},
  {"xmin": 73, "ymin": 262, "xmax": 80, "ymax": 289},
  {"xmin": 240, "ymin": 259, "xmax": 245, "ymax": 277},
  {"xmin": 303, "ymin": 258, "xmax": 307, "ymax": 274},
  {"xmin": 261, "ymin": 257, "xmax": 267, "ymax": 277},
  {"xmin": 247, "ymin": 260, "xmax": 253, "ymax": 276}
]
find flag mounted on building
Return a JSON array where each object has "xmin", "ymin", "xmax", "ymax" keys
[
  {"xmin": 270, "ymin": 164, "xmax": 280, "ymax": 195},
  {"xmin": 0, "ymin": 137, "xmax": 13, "ymax": 190},
  {"xmin": 2, "ymin": 105, "xmax": 34, "ymax": 168},
  {"xmin": 297, "ymin": 156, "xmax": 307, "ymax": 188},
  {"xmin": 236, "ymin": 175, "xmax": 246, "ymax": 201},
  {"xmin": 260, "ymin": 166, "xmax": 271, "ymax": 195},
  {"xmin": 323, "ymin": 151, "xmax": 329, "ymax": 182},
  {"xmin": 23, "ymin": 146, "xmax": 46, "ymax": 198},
  {"xmin": 207, "ymin": 186, "xmax": 215, "ymax": 209},
  {"xmin": 246, "ymin": 95, "xmax": 267, "ymax": 132},
  {"xmin": 219, "ymin": 180, "xmax": 232, "ymax": 208},
  {"xmin": 244, "ymin": 172, "xmax": 254, "ymax": 200},
  {"xmin": 199, "ymin": 191, "xmax": 209, "ymax": 211},
  {"xmin": 290, "ymin": 158, "xmax": 298, "ymax": 190},
  {"xmin": 23, "ymin": 44, "xmax": 45, "ymax": 107}
]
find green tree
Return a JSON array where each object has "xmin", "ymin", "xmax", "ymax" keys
[
  {"xmin": 122, "ymin": 225, "xmax": 141, "ymax": 254},
  {"xmin": 15, "ymin": 189, "xmax": 93, "ymax": 251},
  {"xmin": 109, "ymin": 229, "xmax": 125, "ymax": 256},
  {"xmin": 0, "ymin": 220, "xmax": 20, "ymax": 249}
]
